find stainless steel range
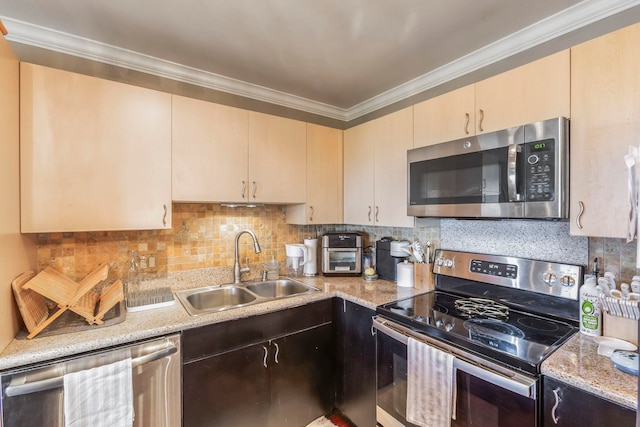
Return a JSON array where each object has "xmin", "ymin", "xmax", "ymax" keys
[{"xmin": 374, "ymin": 249, "xmax": 584, "ymax": 427}]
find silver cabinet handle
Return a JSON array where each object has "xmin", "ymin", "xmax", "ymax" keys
[
  {"xmin": 252, "ymin": 181, "xmax": 257, "ymax": 199},
  {"xmin": 262, "ymin": 345, "xmax": 268, "ymax": 368},
  {"xmin": 309, "ymin": 206, "xmax": 314, "ymax": 222},
  {"xmin": 464, "ymin": 112, "xmax": 470, "ymax": 135},
  {"xmin": 162, "ymin": 204, "xmax": 167, "ymax": 227},
  {"xmin": 367, "ymin": 206, "xmax": 372, "ymax": 222},
  {"xmin": 273, "ymin": 342, "xmax": 279, "ymax": 364},
  {"xmin": 478, "ymin": 109, "xmax": 485, "ymax": 132},
  {"xmin": 241, "ymin": 180, "xmax": 247, "ymax": 199},
  {"xmin": 576, "ymin": 201, "xmax": 584, "ymax": 230},
  {"xmin": 375, "ymin": 206, "xmax": 379, "ymax": 222},
  {"xmin": 551, "ymin": 388, "xmax": 561, "ymax": 424}
]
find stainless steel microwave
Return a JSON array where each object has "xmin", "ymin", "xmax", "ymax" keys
[{"xmin": 407, "ymin": 117, "xmax": 569, "ymax": 219}]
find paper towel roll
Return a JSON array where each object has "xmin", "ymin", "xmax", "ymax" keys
[
  {"xmin": 397, "ymin": 261, "xmax": 414, "ymax": 287},
  {"xmin": 303, "ymin": 238, "xmax": 318, "ymax": 276}
]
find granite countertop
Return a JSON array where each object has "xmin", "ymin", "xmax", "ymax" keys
[
  {"xmin": 541, "ymin": 333, "xmax": 638, "ymax": 409},
  {"xmin": 0, "ymin": 271, "xmax": 423, "ymax": 371}
]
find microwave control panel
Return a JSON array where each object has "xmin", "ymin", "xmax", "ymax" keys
[{"xmin": 524, "ymin": 138, "xmax": 555, "ymax": 202}]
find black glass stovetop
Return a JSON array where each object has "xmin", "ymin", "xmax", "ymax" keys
[{"xmin": 377, "ymin": 290, "xmax": 577, "ymax": 375}]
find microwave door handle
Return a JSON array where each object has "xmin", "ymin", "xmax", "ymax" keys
[{"xmin": 507, "ymin": 144, "xmax": 519, "ymax": 202}]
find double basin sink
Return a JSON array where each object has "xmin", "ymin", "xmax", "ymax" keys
[{"xmin": 175, "ymin": 278, "xmax": 320, "ymax": 316}]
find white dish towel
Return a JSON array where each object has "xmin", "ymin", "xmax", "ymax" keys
[
  {"xmin": 406, "ymin": 337, "xmax": 456, "ymax": 427},
  {"xmin": 63, "ymin": 358, "xmax": 134, "ymax": 427}
]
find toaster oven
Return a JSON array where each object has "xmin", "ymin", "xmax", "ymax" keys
[{"xmin": 321, "ymin": 232, "xmax": 362, "ymax": 276}]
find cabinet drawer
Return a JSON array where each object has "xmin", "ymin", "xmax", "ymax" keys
[{"xmin": 182, "ymin": 298, "xmax": 333, "ymax": 362}]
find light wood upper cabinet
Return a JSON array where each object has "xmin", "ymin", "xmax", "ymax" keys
[
  {"xmin": 287, "ymin": 123, "xmax": 343, "ymax": 225},
  {"xmin": 20, "ymin": 63, "xmax": 172, "ymax": 232},
  {"xmin": 248, "ymin": 112, "xmax": 307, "ymax": 203},
  {"xmin": 475, "ymin": 50, "xmax": 570, "ymax": 134},
  {"xmin": 414, "ymin": 50, "xmax": 570, "ymax": 148},
  {"xmin": 172, "ymin": 95, "xmax": 249, "ymax": 203},
  {"xmin": 569, "ymin": 23, "xmax": 640, "ymax": 238},
  {"xmin": 172, "ymin": 99, "xmax": 306, "ymax": 204},
  {"xmin": 414, "ymin": 85, "xmax": 475, "ymax": 147},
  {"xmin": 344, "ymin": 107, "xmax": 414, "ymax": 227}
]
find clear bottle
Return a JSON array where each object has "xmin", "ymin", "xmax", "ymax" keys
[
  {"xmin": 266, "ymin": 256, "xmax": 279, "ymax": 280},
  {"xmin": 580, "ymin": 277, "xmax": 601, "ymax": 336},
  {"xmin": 124, "ymin": 250, "xmax": 141, "ymax": 296}
]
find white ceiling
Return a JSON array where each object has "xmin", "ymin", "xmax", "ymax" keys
[{"xmin": 1, "ymin": 0, "xmax": 639, "ymax": 121}]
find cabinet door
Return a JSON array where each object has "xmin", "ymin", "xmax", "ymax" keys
[
  {"xmin": 335, "ymin": 299, "xmax": 376, "ymax": 427},
  {"xmin": 183, "ymin": 343, "xmax": 270, "ymax": 427},
  {"xmin": 20, "ymin": 63, "xmax": 171, "ymax": 232},
  {"xmin": 570, "ymin": 23, "xmax": 640, "ymax": 238},
  {"xmin": 172, "ymin": 95, "xmax": 249, "ymax": 203},
  {"xmin": 475, "ymin": 50, "xmax": 570, "ymax": 134},
  {"xmin": 374, "ymin": 107, "xmax": 415, "ymax": 227},
  {"xmin": 413, "ymin": 84, "xmax": 476, "ymax": 147},
  {"xmin": 269, "ymin": 323, "xmax": 335, "ymax": 427},
  {"xmin": 248, "ymin": 112, "xmax": 306, "ymax": 203},
  {"xmin": 287, "ymin": 123, "xmax": 343, "ymax": 224},
  {"xmin": 343, "ymin": 120, "xmax": 376, "ymax": 225},
  {"xmin": 542, "ymin": 377, "xmax": 635, "ymax": 427}
]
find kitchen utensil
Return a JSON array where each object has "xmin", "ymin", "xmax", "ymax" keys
[
  {"xmin": 593, "ymin": 337, "xmax": 637, "ymax": 357},
  {"xmin": 611, "ymin": 351, "xmax": 639, "ymax": 376},
  {"xmin": 285, "ymin": 244, "xmax": 308, "ymax": 277}
]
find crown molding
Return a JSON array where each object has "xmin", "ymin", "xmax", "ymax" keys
[{"xmin": 3, "ymin": 0, "xmax": 640, "ymax": 123}]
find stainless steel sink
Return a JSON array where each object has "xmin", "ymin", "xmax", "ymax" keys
[
  {"xmin": 176, "ymin": 279, "xmax": 319, "ymax": 316},
  {"xmin": 245, "ymin": 279, "xmax": 315, "ymax": 298}
]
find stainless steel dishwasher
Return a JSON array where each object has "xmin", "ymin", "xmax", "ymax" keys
[{"xmin": 0, "ymin": 334, "xmax": 181, "ymax": 427}]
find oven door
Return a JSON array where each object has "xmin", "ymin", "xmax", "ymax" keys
[{"xmin": 374, "ymin": 317, "xmax": 538, "ymax": 427}]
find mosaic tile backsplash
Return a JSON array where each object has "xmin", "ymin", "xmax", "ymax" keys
[{"xmin": 35, "ymin": 203, "xmax": 639, "ymax": 284}]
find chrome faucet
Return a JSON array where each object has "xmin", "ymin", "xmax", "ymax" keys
[{"xmin": 233, "ymin": 229, "xmax": 262, "ymax": 283}]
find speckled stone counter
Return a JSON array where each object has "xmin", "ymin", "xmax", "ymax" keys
[
  {"xmin": 0, "ymin": 272, "xmax": 422, "ymax": 371},
  {"xmin": 542, "ymin": 333, "xmax": 638, "ymax": 409}
]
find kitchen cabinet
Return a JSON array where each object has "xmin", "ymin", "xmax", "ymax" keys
[
  {"xmin": 335, "ymin": 299, "xmax": 376, "ymax": 427},
  {"xmin": 413, "ymin": 84, "xmax": 476, "ymax": 147},
  {"xmin": 172, "ymin": 97, "xmax": 306, "ymax": 204},
  {"xmin": 413, "ymin": 50, "xmax": 569, "ymax": 148},
  {"xmin": 343, "ymin": 106, "xmax": 414, "ymax": 227},
  {"xmin": 182, "ymin": 299, "xmax": 334, "ymax": 427},
  {"xmin": 474, "ymin": 49, "xmax": 570, "ymax": 134},
  {"xmin": 20, "ymin": 63, "xmax": 172, "ymax": 232},
  {"xmin": 248, "ymin": 111, "xmax": 307, "ymax": 203},
  {"xmin": 172, "ymin": 95, "xmax": 249, "ymax": 203},
  {"xmin": 542, "ymin": 377, "xmax": 635, "ymax": 426},
  {"xmin": 287, "ymin": 123, "xmax": 343, "ymax": 224},
  {"xmin": 569, "ymin": 22, "xmax": 640, "ymax": 238}
]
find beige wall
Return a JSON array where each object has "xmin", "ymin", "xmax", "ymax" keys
[{"xmin": 0, "ymin": 32, "xmax": 37, "ymax": 350}]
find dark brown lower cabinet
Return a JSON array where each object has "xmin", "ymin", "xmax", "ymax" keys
[
  {"xmin": 542, "ymin": 376, "xmax": 635, "ymax": 427},
  {"xmin": 182, "ymin": 299, "xmax": 335, "ymax": 427},
  {"xmin": 335, "ymin": 298, "xmax": 377, "ymax": 427}
]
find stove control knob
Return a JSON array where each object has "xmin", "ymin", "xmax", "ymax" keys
[
  {"xmin": 543, "ymin": 272, "xmax": 557, "ymax": 286},
  {"xmin": 444, "ymin": 322, "xmax": 454, "ymax": 332},
  {"xmin": 444, "ymin": 259, "xmax": 454, "ymax": 268},
  {"xmin": 560, "ymin": 275, "xmax": 576, "ymax": 287},
  {"xmin": 436, "ymin": 258, "xmax": 444, "ymax": 266},
  {"xmin": 435, "ymin": 319, "xmax": 443, "ymax": 328}
]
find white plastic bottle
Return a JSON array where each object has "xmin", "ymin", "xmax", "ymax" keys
[{"xmin": 580, "ymin": 277, "xmax": 601, "ymax": 336}]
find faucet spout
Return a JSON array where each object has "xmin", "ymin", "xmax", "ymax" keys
[{"xmin": 233, "ymin": 230, "xmax": 262, "ymax": 283}]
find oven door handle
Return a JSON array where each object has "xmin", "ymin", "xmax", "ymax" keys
[{"xmin": 373, "ymin": 317, "xmax": 537, "ymax": 399}]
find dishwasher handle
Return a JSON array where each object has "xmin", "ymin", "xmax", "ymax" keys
[
  {"xmin": 4, "ymin": 343, "xmax": 178, "ymax": 397},
  {"xmin": 373, "ymin": 317, "xmax": 537, "ymax": 399}
]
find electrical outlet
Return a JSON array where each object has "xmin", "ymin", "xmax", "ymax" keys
[
  {"xmin": 140, "ymin": 257, "xmax": 148, "ymax": 269},
  {"xmin": 148, "ymin": 256, "xmax": 156, "ymax": 268}
]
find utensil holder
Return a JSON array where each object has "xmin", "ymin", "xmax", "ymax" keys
[
  {"xmin": 603, "ymin": 312, "xmax": 638, "ymax": 345},
  {"xmin": 413, "ymin": 263, "xmax": 434, "ymax": 291}
]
